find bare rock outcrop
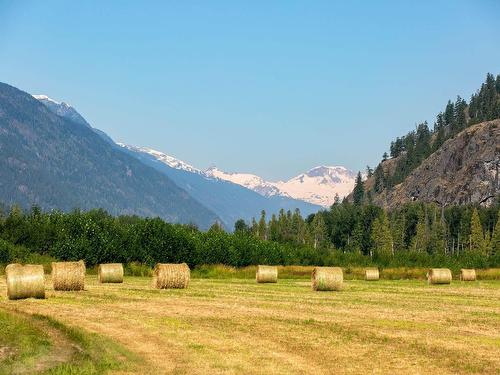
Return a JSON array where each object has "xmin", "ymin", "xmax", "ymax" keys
[{"xmin": 374, "ymin": 120, "xmax": 499, "ymax": 208}]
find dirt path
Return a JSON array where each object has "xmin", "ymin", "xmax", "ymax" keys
[{"xmin": 0, "ymin": 308, "xmax": 79, "ymax": 374}]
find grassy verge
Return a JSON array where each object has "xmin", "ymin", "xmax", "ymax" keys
[
  {"xmin": 0, "ymin": 309, "xmax": 52, "ymax": 373},
  {"xmin": 0, "ymin": 309, "xmax": 142, "ymax": 374},
  {"xmin": 191, "ymin": 264, "xmax": 500, "ymax": 280}
]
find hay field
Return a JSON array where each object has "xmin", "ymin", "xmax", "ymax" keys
[{"xmin": 0, "ymin": 276, "xmax": 499, "ymax": 374}]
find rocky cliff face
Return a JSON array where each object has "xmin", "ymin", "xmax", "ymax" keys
[{"xmin": 373, "ymin": 120, "xmax": 499, "ymax": 208}]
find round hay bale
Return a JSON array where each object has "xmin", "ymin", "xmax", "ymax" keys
[
  {"xmin": 6, "ymin": 263, "xmax": 45, "ymax": 300},
  {"xmin": 52, "ymin": 261, "xmax": 86, "ymax": 291},
  {"xmin": 365, "ymin": 268, "xmax": 379, "ymax": 281},
  {"xmin": 152, "ymin": 263, "xmax": 190, "ymax": 289},
  {"xmin": 98, "ymin": 263, "xmax": 124, "ymax": 283},
  {"xmin": 311, "ymin": 267, "xmax": 343, "ymax": 291},
  {"xmin": 256, "ymin": 265, "xmax": 278, "ymax": 283},
  {"xmin": 427, "ymin": 268, "xmax": 452, "ymax": 285},
  {"xmin": 460, "ymin": 268, "xmax": 476, "ymax": 281}
]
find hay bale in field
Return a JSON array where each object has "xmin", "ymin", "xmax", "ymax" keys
[
  {"xmin": 52, "ymin": 261, "xmax": 86, "ymax": 291},
  {"xmin": 152, "ymin": 263, "xmax": 190, "ymax": 289},
  {"xmin": 311, "ymin": 267, "xmax": 343, "ymax": 291},
  {"xmin": 365, "ymin": 268, "xmax": 379, "ymax": 281},
  {"xmin": 98, "ymin": 263, "xmax": 124, "ymax": 283},
  {"xmin": 256, "ymin": 265, "xmax": 278, "ymax": 283},
  {"xmin": 6, "ymin": 263, "xmax": 45, "ymax": 300},
  {"xmin": 460, "ymin": 268, "xmax": 476, "ymax": 281},
  {"xmin": 427, "ymin": 268, "xmax": 452, "ymax": 285}
]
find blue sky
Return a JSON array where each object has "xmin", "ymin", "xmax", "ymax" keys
[{"xmin": 1, "ymin": 1, "xmax": 499, "ymax": 180}]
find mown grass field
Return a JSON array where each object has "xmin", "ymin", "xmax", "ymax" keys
[{"xmin": 0, "ymin": 273, "xmax": 499, "ymax": 374}]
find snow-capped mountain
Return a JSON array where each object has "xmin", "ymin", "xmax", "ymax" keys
[
  {"xmin": 118, "ymin": 144, "xmax": 202, "ymax": 175},
  {"xmin": 122, "ymin": 146, "xmax": 356, "ymax": 207},
  {"xmin": 205, "ymin": 165, "xmax": 356, "ymax": 207},
  {"xmin": 33, "ymin": 94, "xmax": 90, "ymax": 128},
  {"xmin": 273, "ymin": 166, "xmax": 357, "ymax": 206},
  {"xmin": 204, "ymin": 167, "xmax": 286, "ymax": 197},
  {"xmin": 33, "ymin": 94, "xmax": 353, "ymax": 210}
]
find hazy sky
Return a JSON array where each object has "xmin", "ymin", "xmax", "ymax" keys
[{"xmin": 1, "ymin": 1, "xmax": 499, "ymax": 180}]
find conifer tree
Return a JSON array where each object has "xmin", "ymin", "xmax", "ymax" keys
[
  {"xmin": 351, "ymin": 220, "xmax": 364, "ymax": 253},
  {"xmin": 370, "ymin": 211, "xmax": 393, "ymax": 260},
  {"xmin": 312, "ymin": 213, "xmax": 328, "ymax": 249},
  {"xmin": 250, "ymin": 217, "xmax": 258, "ymax": 237},
  {"xmin": 390, "ymin": 211, "xmax": 406, "ymax": 253},
  {"xmin": 470, "ymin": 208, "xmax": 486, "ymax": 255},
  {"xmin": 268, "ymin": 214, "xmax": 279, "ymax": 241},
  {"xmin": 412, "ymin": 210, "xmax": 429, "ymax": 253},
  {"xmin": 258, "ymin": 210, "xmax": 267, "ymax": 240},
  {"xmin": 429, "ymin": 210, "xmax": 447, "ymax": 255},
  {"xmin": 353, "ymin": 172, "xmax": 365, "ymax": 205},
  {"xmin": 234, "ymin": 219, "xmax": 249, "ymax": 234},
  {"xmin": 490, "ymin": 210, "xmax": 500, "ymax": 257}
]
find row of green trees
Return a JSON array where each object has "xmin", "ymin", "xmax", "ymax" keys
[
  {"xmin": 239, "ymin": 199, "xmax": 500, "ymax": 268},
  {"xmin": 0, "ymin": 206, "xmax": 330, "ymax": 268},
  {"xmin": 1, "ymin": 202, "xmax": 498, "ymax": 269}
]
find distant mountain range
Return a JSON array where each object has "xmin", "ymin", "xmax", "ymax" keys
[
  {"xmin": 115, "ymin": 146, "xmax": 356, "ymax": 207},
  {"xmin": 0, "ymin": 82, "xmax": 221, "ymax": 229},
  {"xmin": 205, "ymin": 165, "xmax": 356, "ymax": 207},
  {"xmin": 29, "ymin": 93, "xmax": 355, "ymax": 222},
  {"xmin": 11, "ymin": 88, "xmax": 355, "ymax": 227},
  {"xmin": 0, "ymin": 89, "xmax": 347, "ymax": 229}
]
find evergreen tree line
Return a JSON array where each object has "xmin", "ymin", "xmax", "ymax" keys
[
  {"xmin": 0, "ymin": 201, "xmax": 498, "ymax": 269},
  {"xmin": 238, "ymin": 199, "xmax": 500, "ymax": 268},
  {"xmin": 373, "ymin": 73, "xmax": 500, "ymax": 191}
]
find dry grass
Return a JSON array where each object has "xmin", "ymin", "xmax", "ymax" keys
[{"xmin": 0, "ymin": 275, "xmax": 499, "ymax": 374}]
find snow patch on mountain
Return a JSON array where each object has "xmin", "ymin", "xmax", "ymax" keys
[
  {"xmin": 206, "ymin": 165, "xmax": 356, "ymax": 207},
  {"xmin": 33, "ymin": 94, "xmax": 90, "ymax": 128},
  {"xmin": 205, "ymin": 167, "xmax": 286, "ymax": 197},
  {"xmin": 118, "ymin": 144, "xmax": 202, "ymax": 175},
  {"xmin": 274, "ymin": 166, "xmax": 356, "ymax": 206}
]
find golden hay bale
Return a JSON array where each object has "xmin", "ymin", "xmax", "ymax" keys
[
  {"xmin": 152, "ymin": 263, "xmax": 190, "ymax": 289},
  {"xmin": 311, "ymin": 267, "xmax": 343, "ymax": 291},
  {"xmin": 6, "ymin": 263, "xmax": 45, "ymax": 300},
  {"xmin": 427, "ymin": 268, "xmax": 452, "ymax": 285},
  {"xmin": 365, "ymin": 268, "xmax": 380, "ymax": 281},
  {"xmin": 98, "ymin": 263, "xmax": 124, "ymax": 283},
  {"xmin": 256, "ymin": 265, "xmax": 278, "ymax": 283},
  {"xmin": 51, "ymin": 261, "xmax": 86, "ymax": 291},
  {"xmin": 460, "ymin": 268, "xmax": 476, "ymax": 281}
]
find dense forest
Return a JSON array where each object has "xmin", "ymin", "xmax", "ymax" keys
[
  {"xmin": 370, "ymin": 73, "xmax": 500, "ymax": 192},
  {"xmin": 0, "ymin": 201, "xmax": 498, "ymax": 270}
]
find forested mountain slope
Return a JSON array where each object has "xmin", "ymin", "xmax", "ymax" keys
[
  {"xmin": 0, "ymin": 82, "xmax": 220, "ymax": 229},
  {"xmin": 368, "ymin": 120, "xmax": 499, "ymax": 207},
  {"xmin": 354, "ymin": 73, "xmax": 500, "ymax": 207}
]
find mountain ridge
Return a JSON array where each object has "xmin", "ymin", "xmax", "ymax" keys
[
  {"xmin": 0, "ymin": 82, "xmax": 221, "ymax": 229},
  {"xmin": 30, "ymin": 94, "xmax": 322, "ymax": 226}
]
